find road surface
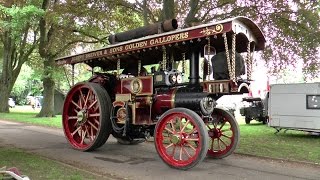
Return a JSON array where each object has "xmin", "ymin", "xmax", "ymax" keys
[{"xmin": 0, "ymin": 120, "xmax": 319, "ymax": 180}]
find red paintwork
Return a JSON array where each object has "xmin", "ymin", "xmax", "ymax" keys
[
  {"xmin": 152, "ymin": 89, "xmax": 176, "ymax": 115},
  {"xmin": 120, "ymin": 76, "xmax": 153, "ymax": 95},
  {"xmin": 229, "ymin": 81, "xmax": 239, "ymax": 92},
  {"xmin": 134, "ymin": 96, "xmax": 153, "ymax": 125}
]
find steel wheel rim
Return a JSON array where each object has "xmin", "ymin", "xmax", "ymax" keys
[
  {"xmin": 155, "ymin": 112, "xmax": 203, "ymax": 167},
  {"xmin": 63, "ymin": 83, "xmax": 102, "ymax": 150},
  {"xmin": 207, "ymin": 112, "xmax": 235, "ymax": 157}
]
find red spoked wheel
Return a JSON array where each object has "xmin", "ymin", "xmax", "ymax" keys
[
  {"xmin": 206, "ymin": 108, "xmax": 240, "ymax": 158},
  {"xmin": 155, "ymin": 108, "xmax": 208, "ymax": 170},
  {"xmin": 62, "ymin": 82, "xmax": 112, "ymax": 151}
]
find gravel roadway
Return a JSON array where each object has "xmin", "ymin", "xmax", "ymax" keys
[{"xmin": 0, "ymin": 119, "xmax": 319, "ymax": 180}]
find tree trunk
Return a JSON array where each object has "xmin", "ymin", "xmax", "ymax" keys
[
  {"xmin": 0, "ymin": 58, "xmax": 19, "ymax": 113},
  {"xmin": 37, "ymin": 0, "xmax": 55, "ymax": 117},
  {"xmin": 0, "ymin": 31, "xmax": 18, "ymax": 113},
  {"xmin": 0, "ymin": 83, "xmax": 10, "ymax": 113},
  {"xmin": 185, "ymin": 0, "xmax": 200, "ymax": 27},
  {"xmin": 142, "ymin": 0, "xmax": 149, "ymax": 25},
  {"xmin": 0, "ymin": 72, "xmax": 16, "ymax": 113},
  {"xmin": 37, "ymin": 58, "xmax": 55, "ymax": 117},
  {"xmin": 161, "ymin": 0, "xmax": 175, "ymax": 20}
]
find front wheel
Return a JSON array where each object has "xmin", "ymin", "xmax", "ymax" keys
[
  {"xmin": 154, "ymin": 108, "xmax": 208, "ymax": 170},
  {"xmin": 206, "ymin": 108, "xmax": 240, "ymax": 159}
]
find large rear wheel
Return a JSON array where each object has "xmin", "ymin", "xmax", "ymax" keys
[
  {"xmin": 62, "ymin": 82, "xmax": 112, "ymax": 151},
  {"xmin": 206, "ymin": 108, "xmax": 240, "ymax": 159},
  {"xmin": 154, "ymin": 108, "xmax": 208, "ymax": 170}
]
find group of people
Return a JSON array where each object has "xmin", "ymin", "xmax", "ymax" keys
[{"xmin": 27, "ymin": 96, "xmax": 42, "ymax": 110}]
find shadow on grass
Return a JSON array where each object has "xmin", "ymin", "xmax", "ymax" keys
[
  {"xmin": 275, "ymin": 131, "xmax": 320, "ymax": 139},
  {"xmin": 244, "ymin": 123, "xmax": 266, "ymax": 126}
]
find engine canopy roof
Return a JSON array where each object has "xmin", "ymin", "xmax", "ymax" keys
[{"xmin": 55, "ymin": 16, "xmax": 266, "ymax": 70}]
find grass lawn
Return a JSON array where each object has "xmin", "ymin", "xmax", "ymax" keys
[
  {"xmin": 237, "ymin": 122, "xmax": 320, "ymax": 164},
  {"xmin": 0, "ymin": 106, "xmax": 62, "ymax": 128},
  {"xmin": 0, "ymin": 147, "xmax": 100, "ymax": 180}
]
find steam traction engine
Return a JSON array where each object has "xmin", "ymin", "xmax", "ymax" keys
[{"xmin": 56, "ymin": 17, "xmax": 265, "ymax": 170}]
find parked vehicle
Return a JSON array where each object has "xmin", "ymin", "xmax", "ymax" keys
[
  {"xmin": 8, "ymin": 98, "xmax": 15, "ymax": 108},
  {"xmin": 55, "ymin": 17, "xmax": 265, "ymax": 169},
  {"xmin": 268, "ymin": 83, "xmax": 320, "ymax": 133},
  {"xmin": 240, "ymin": 97, "xmax": 267, "ymax": 124}
]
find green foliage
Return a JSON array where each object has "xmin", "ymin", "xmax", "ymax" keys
[
  {"xmin": 54, "ymin": 63, "xmax": 93, "ymax": 94},
  {"xmin": 111, "ymin": 6, "xmax": 144, "ymax": 34},
  {"xmin": 0, "ymin": 4, "xmax": 44, "ymax": 40},
  {"xmin": 11, "ymin": 65, "xmax": 42, "ymax": 105}
]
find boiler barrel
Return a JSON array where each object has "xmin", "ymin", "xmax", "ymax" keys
[
  {"xmin": 153, "ymin": 88, "xmax": 213, "ymax": 115},
  {"xmin": 109, "ymin": 19, "xmax": 178, "ymax": 44},
  {"xmin": 174, "ymin": 92, "xmax": 209, "ymax": 112}
]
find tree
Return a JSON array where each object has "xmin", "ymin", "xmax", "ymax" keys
[
  {"xmin": 37, "ymin": 0, "xmax": 143, "ymax": 117},
  {"xmin": 0, "ymin": 1, "xmax": 43, "ymax": 113},
  {"xmin": 124, "ymin": 0, "xmax": 320, "ymax": 77},
  {"xmin": 0, "ymin": 44, "xmax": 3, "ymax": 71}
]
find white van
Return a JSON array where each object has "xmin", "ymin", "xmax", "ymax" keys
[{"xmin": 268, "ymin": 83, "xmax": 320, "ymax": 133}]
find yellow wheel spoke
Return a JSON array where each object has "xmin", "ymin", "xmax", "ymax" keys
[
  {"xmin": 180, "ymin": 120, "xmax": 190, "ymax": 132},
  {"xmin": 88, "ymin": 121, "xmax": 98, "ymax": 131},
  {"xmin": 170, "ymin": 119, "xmax": 176, "ymax": 133},
  {"xmin": 171, "ymin": 145, "xmax": 176, "ymax": 156},
  {"xmin": 222, "ymin": 134, "xmax": 231, "ymax": 139},
  {"xmin": 165, "ymin": 127, "xmax": 174, "ymax": 134},
  {"xmin": 185, "ymin": 138, "xmax": 199, "ymax": 141},
  {"xmin": 218, "ymin": 137, "xmax": 228, "ymax": 147},
  {"xmin": 89, "ymin": 113, "xmax": 100, "ymax": 117},
  {"xmin": 87, "ymin": 100, "xmax": 97, "ymax": 110},
  {"xmin": 71, "ymin": 100, "xmax": 81, "ymax": 110},
  {"xmin": 179, "ymin": 146, "xmax": 183, "ymax": 160},
  {"xmin": 80, "ymin": 128, "xmax": 87, "ymax": 145},
  {"xmin": 166, "ymin": 143, "xmax": 174, "ymax": 149},
  {"xmin": 71, "ymin": 126, "xmax": 82, "ymax": 136},
  {"xmin": 84, "ymin": 90, "xmax": 91, "ymax": 108},
  {"xmin": 68, "ymin": 116, "xmax": 77, "ymax": 120},
  {"xmin": 210, "ymin": 138, "xmax": 215, "ymax": 150},
  {"xmin": 186, "ymin": 142, "xmax": 197, "ymax": 152},
  {"xmin": 219, "ymin": 121, "xmax": 226, "ymax": 129},
  {"xmin": 181, "ymin": 146, "xmax": 192, "ymax": 158}
]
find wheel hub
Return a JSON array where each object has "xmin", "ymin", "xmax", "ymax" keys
[
  {"xmin": 209, "ymin": 128, "xmax": 222, "ymax": 138},
  {"xmin": 77, "ymin": 110, "xmax": 87, "ymax": 124},
  {"xmin": 171, "ymin": 134, "xmax": 181, "ymax": 145}
]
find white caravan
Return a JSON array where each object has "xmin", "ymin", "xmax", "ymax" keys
[{"xmin": 268, "ymin": 83, "xmax": 320, "ymax": 133}]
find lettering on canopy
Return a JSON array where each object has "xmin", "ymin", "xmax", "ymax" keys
[
  {"xmin": 69, "ymin": 32, "xmax": 190, "ymax": 64},
  {"xmin": 56, "ymin": 23, "xmax": 228, "ymax": 65}
]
